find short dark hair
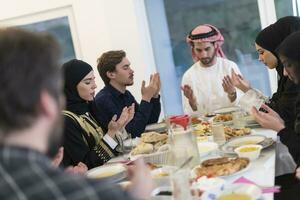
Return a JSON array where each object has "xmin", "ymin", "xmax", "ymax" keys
[
  {"xmin": 0, "ymin": 28, "xmax": 62, "ymax": 135},
  {"xmin": 97, "ymin": 50, "xmax": 126, "ymax": 85}
]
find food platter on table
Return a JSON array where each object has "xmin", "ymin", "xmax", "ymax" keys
[
  {"xmin": 220, "ymin": 135, "xmax": 275, "ymax": 154},
  {"xmin": 191, "ymin": 157, "xmax": 251, "ymax": 178}
]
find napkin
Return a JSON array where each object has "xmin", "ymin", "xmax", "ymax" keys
[{"xmin": 233, "ymin": 176, "xmax": 280, "ymax": 193}]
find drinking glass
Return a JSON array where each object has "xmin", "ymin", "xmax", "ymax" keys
[{"xmin": 211, "ymin": 123, "xmax": 226, "ymax": 145}]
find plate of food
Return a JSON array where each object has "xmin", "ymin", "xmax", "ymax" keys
[
  {"xmin": 221, "ymin": 135, "xmax": 274, "ymax": 154},
  {"xmin": 86, "ymin": 163, "xmax": 127, "ymax": 183},
  {"xmin": 201, "ymin": 183, "xmax": 262, "ymax": 200},
  {"xmin": 151, "ymin": 165, "xmax": 177, "ymax": 179},
  {"xmin": 193, "ymin": 121, "xmax": 212, "ymax": 136},
  {"xmin": 191, "ymin": 157, "xmax": 250, "ymax": 178},
  {"xmin": 214, "ymin": 106, "xmax": 240, "ymax": 114},
  {"xmin": 213, "ymin": 114, "xmax": 233, "ymax": 125},
  {"xmin": 145, "ymin": 122, "xmax": 167, "ymax": 133},
  {"xmin": 223, "ymin": 127, "xmax": 252, "ymax": 140},
  {"xmin": 129, "ymin": 132, "xmax": 171, "ymax": 165}
]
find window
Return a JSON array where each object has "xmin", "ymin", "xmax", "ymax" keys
[{"xmin": 145, "ymin": 0, "xmax": 273, "ymax": 115}]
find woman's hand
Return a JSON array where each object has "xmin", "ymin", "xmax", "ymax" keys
[
  {"xmin": 251, "ymin": 106, "xmax": 285, "ymax": 132},
  {"xmin": 51, "ymin": 147, "xmax": 64, "ymax": 168},
  {"xmin": 296, "ymin": 167, "xmax": 300, "ymax": 180},
  {"xmin": 65, "ymin": 162, "xmax": 88, "ymax": 174},
  {"xmin": 107, "ymin": 106, "xmax": 133, "ymax": 137}
]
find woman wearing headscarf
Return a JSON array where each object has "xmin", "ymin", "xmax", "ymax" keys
[
  {"xmin": 262, "ymin": 31, "xmax": 300, "ymax": 200},
  {"xmin": 62, "ymin": 59, "xmax": 134, "ymax": 169},
  {"xmin": 231, "ymin": 16, "xmax": 300, "ymax": 129}
]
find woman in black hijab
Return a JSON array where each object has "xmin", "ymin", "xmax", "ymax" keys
[
  {"xmin": 266, "ymin": 31, "xmax": 300, "ymax": 200},
  {"xmin": 62, "ymin": 59, "xmax": 134, "ymax": 169},
  {"xmin": 232, "ymin": 16, "xmax": 300, "ymax": 129}
]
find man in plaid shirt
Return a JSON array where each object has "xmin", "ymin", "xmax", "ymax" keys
[{"xmin": 0, "ymin": 28, "xmax": 153, "ymax": 200}]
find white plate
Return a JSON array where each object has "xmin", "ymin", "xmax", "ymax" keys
[
  {"xmin": 86, "ymin": 163, "xmax": 126, "ymax": 182},
  {"xmin": 201, "ymin": 183, "xmax": 262, "ymax": 200},
  {"xmin": 191, "ymin": 158, "xmax": 251, "ymax": 179},
  {"xmin": 197, "ymin": 141, "xmax": 218, "ymax": 157},
  {"xmin": 151, "ymin": 166, "xmax": 177, "ymax": 179},
  {"xmin": 221, "ymin": 135, "xmax": 274, "ymax": 154},
  {"xmin": 145, "ymin": 122, "xmax": 167, "ymax": 132},
  {"xmin": 214, "ymin": 106, "xmax": 240, "ymax": 114}
]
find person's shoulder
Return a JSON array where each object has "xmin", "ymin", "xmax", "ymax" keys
[
  {"xmin": 182, "ymin": 62, "xmax": 197, "ymax": 78},
  {"xmin": 95, "ymin": 87, "xmax": 113, "ymax": 102},
  {"xmin": 217, "ymin": 57, "xmax": 238, "ymax": 68}
]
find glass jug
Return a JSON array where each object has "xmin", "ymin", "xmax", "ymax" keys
[{"xmin": 167, "ymin": 115, "xmax": 200, "ymax": 168}]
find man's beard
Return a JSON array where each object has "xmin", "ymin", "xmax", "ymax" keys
[
  {"xmin": 200, "ymin": 50, "xmax": 217, "ymax": 66},
  {"xmin": 46, "ymin": 114, "xmax": 63, "ymax": 158}
]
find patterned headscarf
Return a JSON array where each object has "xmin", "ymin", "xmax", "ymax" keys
[{"xmin": 186, "ymin": 24, "xmax": 226, "ymax": 62}]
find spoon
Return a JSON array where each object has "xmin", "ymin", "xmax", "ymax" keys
[{"xmin": 174, "ymin": 156, "xmax": 193, "ymax": 173}]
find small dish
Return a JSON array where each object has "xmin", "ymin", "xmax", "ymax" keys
[
  {"xmin": 197, "ymin": 141, "xmax": 218, "ymax": 157},
  {"xmin": 86, "ymin": 163, "xmax": 126, "ymax": 183},
  {"xmin": 234, "ymin": 144, "xmax": 263, "ymax": 161},
  {"xmin": 151, "ymin": 166, "xmax": 177, "ymax": 179},
  {"xmin": 201, "ymin": 183, "xmax": 262, "ymax": 200}
]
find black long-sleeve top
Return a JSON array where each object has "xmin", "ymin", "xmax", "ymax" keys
[
  {"xmin": 92, "ymin": 84, "xmax": 161, "ymax": 138},
  {"xmin": 62, "ymin": 111, "xmax": 118, "ymax": 169}
]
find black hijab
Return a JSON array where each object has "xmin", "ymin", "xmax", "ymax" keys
[
  {"xmin": 255, "ymin": 16, "xmax": 300, "ymax": 75},
  {"xmin": 255, "ymin": 16, "xmax": 300, "ymax": 127},
  {"xmin": 62, "ymin": 59, "xmax": 93, "ymax": 114}
]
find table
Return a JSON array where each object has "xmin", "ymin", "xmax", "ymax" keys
[{"xmin": 109, "ymin": 128, "xmax": 279, "ymax": 200}]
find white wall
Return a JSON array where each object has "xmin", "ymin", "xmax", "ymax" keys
[{"xmin": 0, "ymin": 0, "xmax": 156, "ymax": 104}]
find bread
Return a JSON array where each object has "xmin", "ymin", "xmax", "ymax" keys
[
  {"xmin": 141, "ymin": 132, "xmax": 168, "ymax": 143},
  {"xmin": 131, "ymin": 142, "xmax": 154, "ymax": 155},
  {"xmin": 153, "ymin": 139, "xmax": 168, "ymax": 150}
]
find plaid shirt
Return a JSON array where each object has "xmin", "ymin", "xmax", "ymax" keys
[{"xmin": 0, "ymin": 146, "xmax": 135, "ymax": 200}]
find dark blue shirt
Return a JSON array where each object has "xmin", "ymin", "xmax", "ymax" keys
[{"xmin": 92, "ymin": 84, "xmax": 161, "ymax": 137}]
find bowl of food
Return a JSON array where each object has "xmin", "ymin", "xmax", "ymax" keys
[
  {"xmin": 234, "ymin": 144, "xmax": 263, "ymax": 161},
  {"xmin": 86, "ymin": 163, "xmax": 127, "ymax": 183},
  {"xmin": 201, "ymin": 183, "xmax": 262, "ymax": 200}
]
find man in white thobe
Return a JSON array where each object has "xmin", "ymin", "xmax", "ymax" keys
[{"xmin": 182, "ymin": 24, "xmax": 242, "ymax": 114}]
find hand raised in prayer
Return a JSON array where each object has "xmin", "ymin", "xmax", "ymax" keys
[
  {"xmin": 251, "ymin": 105, "xmax": 285, "ymax": 132},
  {"xmin": 222, "ymin": 75, "xmax": 236, "ymax": 94},
  {"xmin": 141, "ymin": 73, "xmax": 160, "ymax": 102},
  {"xmin": 153, "ymin": 73, "xmax": 161, "ymax": 98},
  {"xmin": 65, "ymin": 162, "xmax": 88, "ymax": 174},
  {"xmin": 52, "ymin": 148, "xmax": 88, "ymax": 174},
  {"xmin": 231, "ymin": 69, "xmax": 251, "ymax": 93},
  {"xmin": 127, "ymin": 158, "xmax": 154, "ymax": 200},
  {"xmin": 181, "ymin": 84, "xmax": 197, "ymax": 111},
  {"xmin": 51, "ymin": 147, "xmax": 64, "ymax": 168},
  {"xmin": 107, "ymin": 107, "xmax": 130, "ymax": 137},
  {"xmin": 126, "ymin": 103, "xmax": 135, "ymax": 126},
  {"xmin": 296, "ymin": 167, "xmax": 300, "ymax": 180}
]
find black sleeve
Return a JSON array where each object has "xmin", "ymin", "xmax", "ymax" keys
[
  {"xmin": 148, "ymin": 96, "xmax": 161, "ymax": 124},
  {"xmin": 125, "ymin": 99, "xmax": 154, "ymax": 137},
  {"xmin": 62, "ymin": 116, "xmax": 117, "ymax": 169},
  {"xmin": 278, "ymin": 127, "xmax": 300, "ymax": 166}
]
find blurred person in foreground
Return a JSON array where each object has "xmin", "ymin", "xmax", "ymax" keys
[{"xmin": 0, "ymin": 28, "xmax": 152, "ymax": 200}]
